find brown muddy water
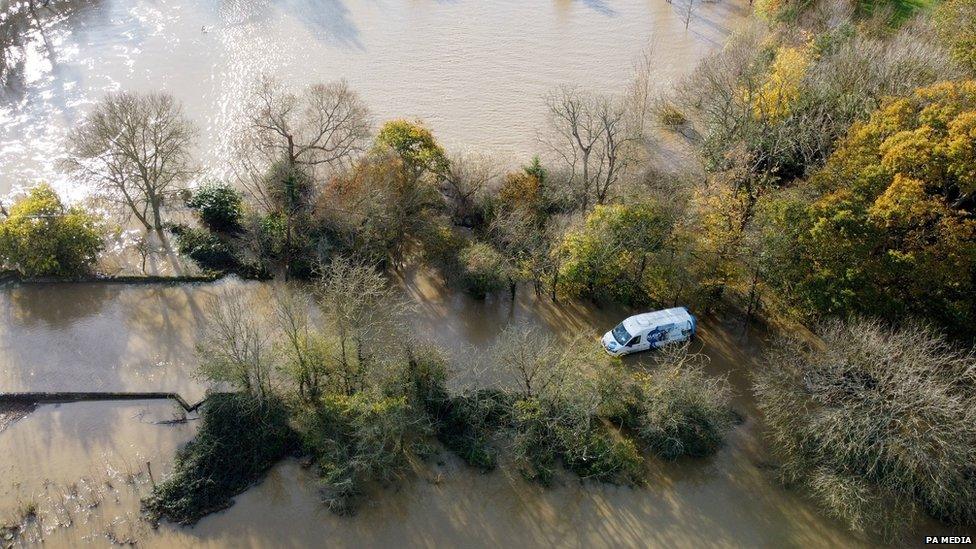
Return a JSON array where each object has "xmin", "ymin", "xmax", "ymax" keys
[
  {"xmin": 0, "ymin": 274, "xmax": 892, "ymax": 548},
  {"xmin": 0, "ymin": 0, "xmax": 748, "ymax": 198}
]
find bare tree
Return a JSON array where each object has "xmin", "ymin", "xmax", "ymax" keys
[
  {"xmin": 312, "ymin": 257, "xmax": 407, "ymax": 395},
  {"xmin": 486, "ymin": 323, "xmax": 605, "ymax": 399},
  {"xmin": 440, "ymin": 152, "xmax": 498, "ymax": 227},
  {"xmin": 274, "ymin": 285, "xmax": 330, "ymax": 401},
  {"xmin": 62, "ymin": 92, "xmax": 196, "ymax": 239},
  {"xmin": 755, "ymin": 319, "xmax": 976, "ymax": 540},
  {"xmin": 626, "ymin": 47, "xmax": 656, "ymax": 138},
  {"xmin": 236, "ymin": 77, "xmax": 371, "ymax": 209},
  {"xmin": 681, "ymin": 0, "xmax": 696, "ymax": 30},
  {"xmin": 197, "ymin": 288, "xmax": 276, "ymax": 403},
  {"xmin": 543, "ymin": 87, "xmax": 640, "ymax": 211},
  {"xmin": 233, "ymin": 77, "xmax": 371, "ymax": 277}
]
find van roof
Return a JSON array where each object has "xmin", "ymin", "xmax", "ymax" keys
[{"xmin": 622, "ymin": 307, "xmax": 694, "ymax": 333}]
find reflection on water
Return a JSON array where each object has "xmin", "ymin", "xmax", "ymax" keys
[
  {"xmin": 0, "ymin": 0, "xmax": 748, "ymax": 197},
  {"xmin": 0, "ymin": 275, "xmax": 879, "ymax": 547},
  {"xmin": 0, "ymin": 280, "xmax": 241, "ymax": 401},
  {"xmin": 0, "ymin": 400, "xmax": 192, "ymax": 546}
]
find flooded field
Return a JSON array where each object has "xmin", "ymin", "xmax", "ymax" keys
[
  {"xmin": 0, "ymin": 274, "xmax": 876, "ymax": 547},
  {"xmin": 0, "ymin": 0, "xmax": 747, "ymax": 197}
]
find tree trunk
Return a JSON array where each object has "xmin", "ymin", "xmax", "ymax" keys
[{"xmin": 744, "ymin": 265, "xmax": 761, "ymax": 328}]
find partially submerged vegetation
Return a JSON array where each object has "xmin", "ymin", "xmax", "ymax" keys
[
  {"xmin": 142, "ymin": 394, "xmax": 297, "ymax": 525},
  {"xmin": 755, "ymin": 319, "xmax": 976, "ymax": 541},
  {"xmin": 145, "ymin": 279, "xmax": 736, "ymax": 521}
]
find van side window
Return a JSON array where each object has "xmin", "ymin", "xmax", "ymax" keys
[{"xmin": 627, "ymin": 335, "xmax": 641, "ymax": 346}]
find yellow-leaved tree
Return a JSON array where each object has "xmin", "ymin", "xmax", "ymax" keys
[{"xmin": 764, "ymin": 81, "xmax": 976, "ymax": 336}]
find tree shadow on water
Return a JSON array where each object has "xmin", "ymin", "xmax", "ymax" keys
[
  {"xmin": 215, "ymin": 0, "xmax": 363, "ymax": 50},
  {"xmin": 1, "ymin": 283, "xmax": 112, "ymax": 330}
]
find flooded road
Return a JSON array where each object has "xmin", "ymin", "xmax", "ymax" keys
[
  {"xmin": 1, "ymin": 275, "xmax": 879, "ymax": 547},
  {"xmin": 0, "ymin": 0, "xmax": 747, "ymax": 197}
]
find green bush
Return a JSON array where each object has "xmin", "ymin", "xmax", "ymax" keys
[
  {"xmin": 295, "ymin": 392, "xmax": 424, "ymax": 514},
  {"xmin": 511, "ymin": 397, "xmax": 644, "ymax": 486},
  {"xmin": 561, "ymin": 426, "xmax": 644, "ymax": 484},
  {"xmin": 511, "ymin": 399, "xmax": 558, "ymax": 485},
  {"xmin": 143, "ymin": 394, "xmax": 298, "ymax": 525},
  {"xmin": 458, "ymin": 241, "xmax": 509, "ymax": 299},
  {"xmin": 186, "ymin": 182, "xmax": 244, "ymax": 233},
  {"xmin": 407, "ymin": 348, "xmax": 508, "ymax": 471},
  {"xmin": 172, "ymin": 226, "xmax": 239, "ymax": 271},
  {"xmin": 657, "ymin": 104, "xmax": 687, "ymax": 127},
  {"xmin": 0, "ymin": 184, "xmax": 103, "ymax": 277}
]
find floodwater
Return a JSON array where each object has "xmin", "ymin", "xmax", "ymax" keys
[
  {"xmin": 0, "ymin": 274, "xmax": 885, "ymax": 547},
  {"xmin": 0, "ymin": 0, "xmax": 747, "ymax": 198}
]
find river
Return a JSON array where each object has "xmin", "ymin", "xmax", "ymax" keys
[{"xmin": 1, "ymin": 0, "xmax": 746, "ymax": 198}]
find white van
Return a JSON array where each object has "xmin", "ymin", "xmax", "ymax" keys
[{"xmin": 601, "ymin": 307, "xmax": 697, "ymax": 357}]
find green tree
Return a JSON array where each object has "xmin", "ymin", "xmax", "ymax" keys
[
  {"xmin": 375, "ymin": 119, "xmax": 449, "ymax": 177},
  {"xmin": 319, "ymin": 151, "xmax": 445, "ymax": 270},
  {"xmin": 556, "ymin": 203, "xmax": 673, "ymax": 304},
  {"xmin": 0, "ymin": 184, "xmax": 103, "ymax": 277}
]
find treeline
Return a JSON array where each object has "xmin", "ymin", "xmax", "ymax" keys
[{"xmin": 143, "ymin": 268, "xmax": 736, "ymax": 523}]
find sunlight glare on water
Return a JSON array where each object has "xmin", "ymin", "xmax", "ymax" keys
[{"xmin": 0, "ymin": 0, "xmax": 747, "ymax": 198}]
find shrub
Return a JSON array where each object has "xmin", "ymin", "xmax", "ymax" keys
[
  {"xmin": 0, "ymin": 184, "xmax": 103, "ymax": 278},
  {"xmin": 560, "ymin": 424, "xmax": 644, "ymax": 484},
  {"xmin": 754, "ymin": 319, "xmax": 976, "ymax": 540},
  {"xmin": 934, "ymin": 0, "xmax": 976, "ymax": 74},
  {"xmin": 510, "ymin": 398, "xmax": 559, "ymax": 485},
  {"xmin": 186, "ymin": 182, "xmax": 244, "ymax": 233},
  {"xmin": 172, "ymin": 226, "xmax": 239, "ymax": 271},
  {"xmin": 657, "ymin": 104, "xmax": 687, "ymax": 127},
  {"xmin": 143, "ymin": 394, "xmax": 298, "ymax": 525},
  {"xmin": 637, "ymin": 365, "xmax": 734, "ymax": 459},
  {"xmin": 457, "ymin": 241, "xmax": 509, "ymax": 299},
  {"xmin": 408, "ymin": 346, "xmax": 509, "ymax": 471},
  {"xmin": 511, "ymin": 397, "xmax": 644, "ymax": 485},
  {"xmin": 295, "ymin": 392, "xmax": 425, "ymax": 514}
]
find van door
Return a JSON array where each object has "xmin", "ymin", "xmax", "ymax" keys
[
  {"xmin": 624, "ymin": 333, "xmax": 644, "ymax": 353},
  {"xmin": 636, "ymin": 331, "xmax": 652, "ymax": 352}
]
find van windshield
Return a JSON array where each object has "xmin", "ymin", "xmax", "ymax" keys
[{"xmin": 611, "ymin": 323, "xmax": 632, "ymax": 345}]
